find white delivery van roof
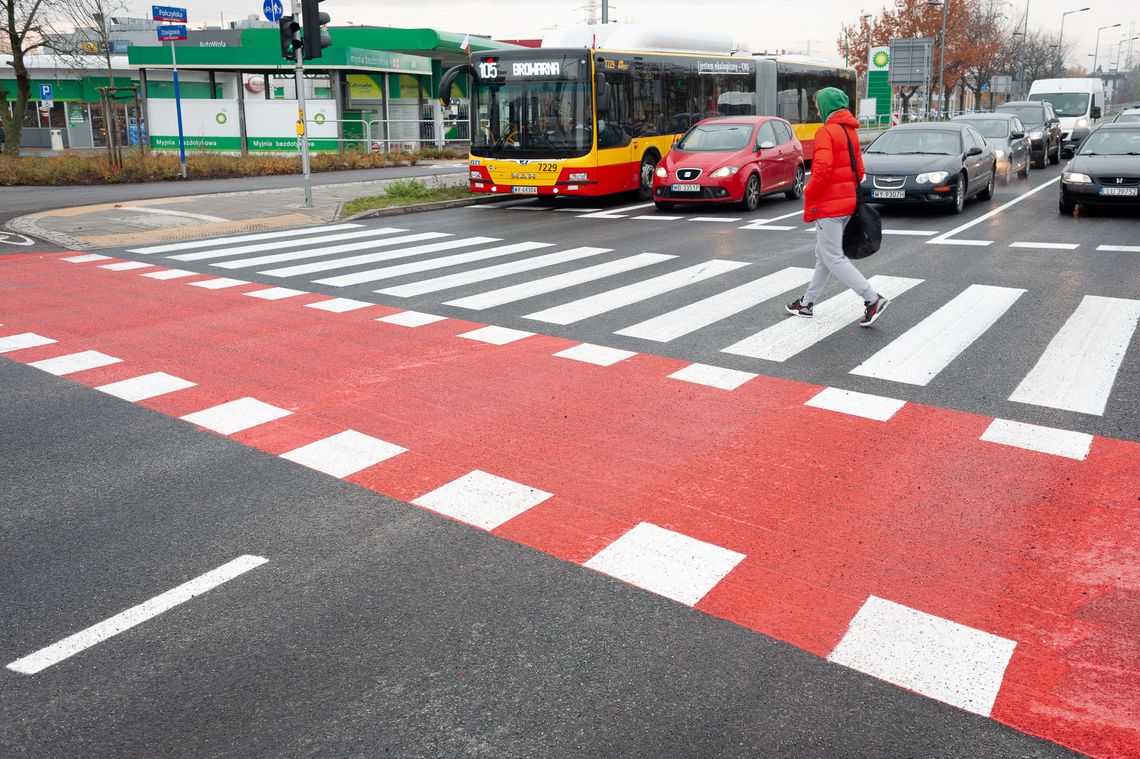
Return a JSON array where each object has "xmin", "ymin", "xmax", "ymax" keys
[
  {"xmin": 541, "ymin": 24, "xmax": 735, "ymax": 55},
  {"xmin": 1029, "ymin": 77, "xmax": 1104, "ymax": 94}
]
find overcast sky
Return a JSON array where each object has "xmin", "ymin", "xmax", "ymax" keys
[{"xmin": 131, "ymin": 0, "xmax": 1139, "ymax": 70}]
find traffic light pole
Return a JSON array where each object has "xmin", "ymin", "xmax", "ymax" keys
[{"xmin": 292, "ymin": 0, "xmax": 313, "ymax": 208}]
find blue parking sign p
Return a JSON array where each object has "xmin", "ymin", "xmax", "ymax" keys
[{"xmin": 40, "ymin": 83, "xmax": 53, "ymax": 100}]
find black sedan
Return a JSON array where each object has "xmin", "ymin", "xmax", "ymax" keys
[
  {"xmin": 860, "ymin": 123, "xmax": 998, "ymax": 214},
  {"xmin": 1059, "ymin": 123, "xmax": 1140, "ymax": 214},
  {"xmin": 952, "ymin": 113, "xmax": 1031, "ymax": 182}
]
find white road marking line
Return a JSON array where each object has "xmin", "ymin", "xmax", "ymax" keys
[
  {"xmin": 508, "ymin": 205, "xmax": 551, "ymax": 211},
  {"xmin": 1008, "ymin": 295, "xmax": 1140, "ymax": 416},
  {"xmin": 127, "ymin": 207, "xmax": 228, "ymax": 222},
  {"xmin": 313, "ymin": 241, "xmax": 552, "ymax": 287},
  {"xmin": 850, "ymin": 284, "xmax": 1025, "ymax": 386},
  {"xmin": 377, "ymin": 247, "xmax": 611, "ymax": 298},
  {"xmin": 927, "ymin": 175, "xmax": 1060, "ymax": 245},
  {"xmin": 95, "ymin": 372, "xmax": 196, "ymax": 402},
  {"xmin": 632, "ymin": 214, "xmax": 682, "ymax": 220},
  {"xmin": 668, "ymin": 363, "xmax": 757, "ymax": 391},
  {"xmin": 99, "ymin": 261, "xmax": 153, "ymax": 271},
  {"xmin": 61, "ymin": 254, "xmax": 111, "ymax": 263},
  {"xmin": 553, "ymin": 343, "xmax": 637, "ymax": 366},
  {"xmin": 720, "ymin": 275, "xmax": 924, "ymax": 361},
  {"xmin": 280, "ymin": 430, "xmax": 406, "ymax": 478},
  {"xmin": 188, "ymin": 277, "xmax": 247, "ymax": 290},
  {"xmin": 244, "ymin": 287, "xmax": 308, "ymax": 300},
  {"xmin": 444, "ymin": 253, "xmax": 674, "ymax": 311},
  {"xmin": 256, "ymin": 236, "xmax": 495, "ymax": 278},
  {"xmin": 170, "ymin": 227, "xmax": 407, "ymax": 262},
  {"xmin": 578, "ymin": 202, "xmax": 656, "ymax": 219},
  {"xmin": 141, "ymin": 268, "xmax": 196, "ymax": 280},
  {"xmin": 304, "ymin": 297, "xmax": 374, "ymax": 313},
  {"xmin": 882, "ymin": 229, "xmax": 937, "ymax": 236},
  {"xmin": 828, "ymin": 596, "xmax": 1016, "ymax": 717},
  {"xmin": 689, "ymin": 216, "xmax": 741, "ymax": 223},
  {"xmin": 180, "ymin": 397, "xmax": 292, "ymax": 434},
  {"xmin": 215, "ymin": 232, "xmax": 451, "ymax": 270},
  {"xmin": 804, "ymin": 387, "xmax": 906, "ymax": 421},
  {"xmin": 0, "ymin": 333, "xmax": 58, "ymax": 353},
  {"xmin": 132, "ymin": 223, "xmax": 363, "ymax": 255},
  {"xmin": 1009, "ymin": 241, "xmax": 1080, "ymax": 250},
  {"xmin": 28, "ymin": 350, "xmax": 122, "ymax": 376},
  {"xmin": 376, "ymin": 310, "xmax": 448, "ymax": 327},
  {"xmin": 412, "ymin": 470, "xmax": 552, "ymax": 530},
  {"xmin": 738, "ymin": 224, "xmax": 796, "ymax": 231},
  {"xmin": 616, "ymin": 267, "xmax": 814, "ymax": 343},
  {"xmin": 927, "ymin": 238, "xmax": 993, "ymax": 247},
  {"xmin": 980, "ymin": 419, "xmax": 1093, "ymax": 461},
  {"xmin": 585, "ymin": 522, "xmax": 745, "ymax": 606},
  {"xmin": 1096, "ymin": 245, "xmax": 1140, "ymax": 253},
  {"xmin": 524, "ymin": 259, "xmax": 748, "ymax": 325},
  {"xmin": 457, "ymin": 325, "xmax": 535, "ymax": 345},
  {"xmin": 5, "ymin": 555, "xmax": 268, "ymax": 675},
  {"xmin": 555, "ymin": 207, "xmax": 601, "ymax": 213}
]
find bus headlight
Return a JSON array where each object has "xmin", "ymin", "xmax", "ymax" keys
[
  {"xmin": 710, "ymin": 166, "xmax": 739, "ymax": 178},
  {"xmin": 654, "ymin": 166, "xmax": 668, "ymax": 179},
  {"xmin": 916, "ymin": 171, "xmax": 950, "ymax": 184}
]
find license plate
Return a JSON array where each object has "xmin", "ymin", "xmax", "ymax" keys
[
  {"xmin": 1099, "ymin": 186, "xmax": 1138, "ymax": 197},
  {"xmin": 871, "ymin": 190, "xmax": 905, "ymax": 199},
  {"xmin": 671, "ymin": 183, "xmax": 700, "ymax": 192},
  {"xmin": 513, "ymin": 186, "xmax": 539, "ymax": 194}
]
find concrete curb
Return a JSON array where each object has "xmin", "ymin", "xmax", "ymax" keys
[{"xmin": 340, "ymin": 194, "xmax": 515, "ymax": 221}]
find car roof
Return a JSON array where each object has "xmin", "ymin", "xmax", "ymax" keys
[
  {"xmin": 954, "ymin": 113, "xmax": 1016, "ymax": 120},
  {"xmin": 886, "ymin": 122, "xmax": 967, "ymax": 131},
  {"xmin": 697, "ymin": 116, "xmax": 778, "ymax": 125},
  {"xmin": 1093, "ymin": 122, "xmax": 1140, "ymax": 130}
]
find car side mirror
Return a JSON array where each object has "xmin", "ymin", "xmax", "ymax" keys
[
  {"xmin": 1091, "ymin": 106, "xmax": 1102, "ymax": 119},
  {"xmin": 1010, "ymin": 131, "xmax": 1025, "ymax": 139},
  {"xmin": 758, "ymin": 140, "xmax": 776, "ymax": 150},
  {"xmin": 966, "ymin": 146, "xmax": 983, "ymax": 157}
]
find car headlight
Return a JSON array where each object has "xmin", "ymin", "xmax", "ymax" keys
[
  {"xmin": 993, "ymin": 149, "xmax": 1004, "ymax": 158},
  {"xmin": 1029, "ymin": 130, "xmax": 1044, "ymax": 140},
  {"xmin": 916, "ymin": 171, "xmax": 950, "ymax": 184},
  {"xmin": 710, "ymin": 166, "xmax": 739, "ymax": 178},
  {"xmin": 1062, "ymin": 171, "xmax": 1092, "ymax": 183},
  {"xmin": 654, "ymin": 166, "xmax": 667, "ymax": 179},
  {"xmin": 1076, "ymin": 118, "xmax": 1088, "ymax": 128}
]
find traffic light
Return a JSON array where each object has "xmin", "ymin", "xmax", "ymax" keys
[
  {"xmin": 300, "ymin": 0, "xmax": 332, "ymax": 60},
  {"xmin": 279, "ymin": 14, "xmax": 301, "ymax": 61}
]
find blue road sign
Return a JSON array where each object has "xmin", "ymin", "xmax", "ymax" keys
[
  {"xmin": 157, "ymin": 24, "xmax": 188, "ymax": 41},
  {"xmin": 981, "ymin": 84, "xmax": 990, "ymax": 92},
  {"xmin": 263, "ymin": 0, "xmax": 284, "ymax": 22},
  {"xmin": 151, "ymin": 5, "xmax": 188, "ymax": 23},
  {"xmin": 39, "ymin": 83, "xmax": 53, "ymax": 101}
]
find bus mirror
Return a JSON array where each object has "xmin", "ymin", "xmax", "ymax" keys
[
  {"xmin": 595, "ymin": 72, "xmax": 610, "ymax": 114},
  {"xmin": 438, "ymin": 63, "xmax": 473, "ymax": 107}
]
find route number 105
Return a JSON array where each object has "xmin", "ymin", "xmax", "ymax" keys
[{"xmin": 478, "ymin": 61, "xmax": 498, "ymax": 79}]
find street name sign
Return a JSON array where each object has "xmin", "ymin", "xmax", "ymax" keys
[{"xmin": 152, "ymin": 5, "xmax": 188, "ymax": 23}]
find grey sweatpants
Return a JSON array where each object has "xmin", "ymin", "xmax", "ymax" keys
[{"xmin": 802, "ymin": 215, "xmax": 877, "ymax": 305}]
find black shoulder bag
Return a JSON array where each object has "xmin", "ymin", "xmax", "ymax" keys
[{"xmin": 841, "ymin": 128, "xmax": 882, "ymax": 260}]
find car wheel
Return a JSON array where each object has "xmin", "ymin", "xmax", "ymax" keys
[
  {"xmin": 978, "ymin": 166, "xmax": 995, "ymax": 201},
  {"xmin": 654, "ymin": 201, "xmax": 674, "ymax": 212},
  {"xmin": 1059, "ymin": 196, "xmax": 1076, "ymax": 215},
  {"xmin": 1003, "ymin": 162, "xmax": 1013, "ymax": 184},
  {"xmin": 1049, "ymin": 142, "xmax": 1060, "ymax": 164},
  {"xmin": 637, "ymin": 153, "xmax": 658, "ymax": 201},
  {"xmin": 785, "ymin": 165, "xmax": 805, "ymax": 200},
  {"xmin": 1034, "ymin": 152, "xmax": 1046, "ymax": 170},
  {"xmin": 1018, "ymin": 158, "xmax": 1030, "ymax": 179},
  {"xmin": 741, "ymin": 173, "xmax": 762, "ymax": 211},
  {"xmin": 948, "ymin": 173, "xmax": 967, "ymax": 214}
]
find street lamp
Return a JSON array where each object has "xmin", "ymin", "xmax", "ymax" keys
[
  {"xmin": 927, "ymin": 0, "xmax": 949, "ymax": 119},
  {"xmin": 1018, "ymin": 2, "xmax": 1030, "ymax": 100},
  {"xmin": 1092, "ymin": 24, "xmax": 1121, "ymax": 73},
  {"xmin": 1056, "ymin": 7, "xmax": 1090, "ymax": 76},
  {"xmin": 845, "ymin": 13, "xmax": 873, "ymax": 68}
]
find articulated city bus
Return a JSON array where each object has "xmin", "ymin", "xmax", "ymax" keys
[{"xmin": 438, "ymin": 26, "xmax": 856, "ymax": 200}]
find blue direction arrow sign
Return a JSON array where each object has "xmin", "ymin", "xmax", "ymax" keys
[
  {"xmin": 157, "ymin": 24, "xmax": 188, "ymax": 41},
  {"xmin": 152, "ymin": 5, "xmax": 188, "ymax": 23},
  {"xmin": 263, "ymin": 0, "xmax": 284, "ymax": 22}
]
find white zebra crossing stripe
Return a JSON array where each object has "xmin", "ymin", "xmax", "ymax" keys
[
  {"xmin": 257, "ymin": 237, "xmax": 497, "ymax": 278},
  {"xmin": 29, "ymin": 350, "xmax": 122, "ymax": 376},
  {"xmin": 444, "ymin": 253, "xmax": 674, "ymax": 311},
  {"xmin": 553, "ymin": 343, "xmax": 637, "ymax": 366},
  {"xmin": 141, "ymin": 268, "xmax": 196, "ymax": 280},
  {"xmin": 0, "ymin": 333, "xmax": 57, "ymax": 353},
  {"xmin": 96, "ymin": 372, "xmax": 197, "ymax": 402},
  {"xmin": 180, "ymin": 397, "xmax": 291, "ymax": 434},
  {"xmin": 668, "ymin": 363, "xmax": 757, "ymax": 390},
  {"xmin": 615, "ymin": 267, "xmax": 813, "ymax": 343},
  {"xmin": 313, "ymin": 241, "xmax": 553, "ymax": 287},
  {"xmin": 129, "ymin": 223, "xmax": 362, "ymax": 254},
  {"xmin": 413, "ymin": 470, "xmax": 552, "ymax": 531},
  {"xmin": 280, "ymin": 430, "xmax": 407, "ymax": 478},
  {"xmin": 169, "ymin": 227, "xmax": 406, "ymax": 262},
  {"xmin": 720, "ymin": 275, "xmax": 924, "ymax": 361},
  {"xmin": 980, "ymin": 419, "xmax": 1093, "ymax": 461},
  {"xmin": 804, "ymin": 387, "xmax": 906, "ymax": 422},
  {"xmin": 213, "ymin": 232, "xmax": 450, "ymax": 271},
  {"xmin": 523, "ymin": 259, "xmax": 749, "ymax": 326},
  {"xmin": 1008, "ymin": 295, "xmax": 1140, "ymax": 416},
  {"xmin": 850, "ymin": 285, "xmax": 1025, "ymax": 386},
  {"xmin": 377, "ymin": 247, "xmax": 611, "ymax": 299}
]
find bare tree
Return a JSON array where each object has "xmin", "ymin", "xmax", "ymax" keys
[{"xmin": 2, "ymin": 0, "xmax": 54, "ymax": 155}]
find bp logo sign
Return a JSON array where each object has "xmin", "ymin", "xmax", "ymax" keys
[
  {"xmin": 313, "ymin": 113, "xmax": 327, "ymax": 125},
  {"xmin": 872, "ymin": 50, "xmax": 890, "ymax": 69},
  {"xmin": 215, "ymin": 112, "xmax": 228, "ymax": 124}
]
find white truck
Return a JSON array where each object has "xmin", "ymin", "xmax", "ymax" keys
[{"xmin": 1027, "ymin": 77, "xmax": 1106, "ymax": 156}]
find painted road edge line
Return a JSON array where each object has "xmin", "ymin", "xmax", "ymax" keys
[
  {"xmin": 804, "ymin": 387, "xmax": 906, "ymax": 421},
  {"xmin": 6, "ymin": 555, "xmax": 268, "ymax": 675},
  {"xmin": 979, "ymin": 418, "xmax": 1093, "ymax": 461}
]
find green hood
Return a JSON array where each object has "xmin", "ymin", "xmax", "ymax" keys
[{"xmin": 816, "ymin": 87, "xmax": 850, "ymax": 121}]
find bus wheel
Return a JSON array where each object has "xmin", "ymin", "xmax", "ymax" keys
[{"xmin": 638, "ymin": 153, "xmax": 659, "ymax": 200}]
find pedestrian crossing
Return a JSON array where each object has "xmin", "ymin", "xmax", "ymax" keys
[{"xmin": 116, "ymin": 224, "xmax": 1140, "ymax": 417}]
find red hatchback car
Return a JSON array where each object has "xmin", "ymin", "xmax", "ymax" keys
[{"xmin": 653, "ymin": 116, "xmax": 805, "ymax": 211}]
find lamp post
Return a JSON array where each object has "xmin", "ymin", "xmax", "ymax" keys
[
  {"xmin": 1056, "ymin": 7, "xmax": 1089, "ymax": 76},
  {"xmin": 1017, "ymin": 1, "xmax": 1030, "ymax": 100},
  {"xmin": 927, "ymin": 0, "xmax": 949, "ymax": 118},
  {"xmin": 1092, "ymin": 24, "xmax": 1121, "ymax": 73}
]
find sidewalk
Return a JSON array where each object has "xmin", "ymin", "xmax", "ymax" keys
[{"xmin": 7, "ymin": 168, "xmax": 471, "ymax": 251}]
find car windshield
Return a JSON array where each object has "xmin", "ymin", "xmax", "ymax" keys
[
  {"xmin": 958, "ymin": 118, "xmax": 1009, "ymax": 138},
  {"xmin": 675, "ymin": 123, "xmax": 754, "ymax": 151},
  {"xmin": 866, "ymin": 130, "xmax": 962, "ymax": 155},
  {"xmin": 1115, "ymin": 112, "xmax": 1140, "ymax": 123},
  {"xmin": 1028, "ymin": 92, "xmax": 1089, "ymax": 117},
  {"xmin": 997, "ymin": 106, "xmax": 1044, "ymax": 126},
  {"xmin": 1077, "ymin": 129, "xmax": 1140, "ymax": 155}
]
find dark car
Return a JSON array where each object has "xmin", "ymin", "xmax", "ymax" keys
[
  {"xmin": 1111, "ymin": 107, "xmax": 1140, "ymax": 124},
  {"xmin": 1059, "ymin": 123, "xmax": 1140, "ymax": 214},
  {"xmin": 952, "ymin": 113, "xmax": 1031, "ymax": 182},
  {"xmin": 994, "ymin": 101, "xmax": 1062, "ymax": 167},
  {"xmin": 860, "ymin": 122, "xmax": 998, "ymax": 214}
]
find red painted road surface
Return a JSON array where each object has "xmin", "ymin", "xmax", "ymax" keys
[{"xmin": 3, "ymin": 253, "xmax": 1138, "ymax": 757}]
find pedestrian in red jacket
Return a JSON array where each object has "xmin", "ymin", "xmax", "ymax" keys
[{"xmin": 785, "ymin": 87, "xmax": 889, "ymax": 326}]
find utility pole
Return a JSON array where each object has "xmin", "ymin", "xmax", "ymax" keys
[
  {"xmin": 601, "ymin": 0, "xmax": 608, "ymax": 24},
  {"xmin": 1018, "ymin": 1, "xmax": 1030, "ymax": 100},
  {"xmin": 291, "ymin": 0, "xmax": 312, "ymax": 207}
]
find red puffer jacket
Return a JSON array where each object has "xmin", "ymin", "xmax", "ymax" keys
[{"xmin": 803, "ymin": 110, "xmax": 864, "ymax": 223}]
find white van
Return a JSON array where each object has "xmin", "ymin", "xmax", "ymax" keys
[{"xmin": 1027, "ymin": 77, "xmax": 1106, "ymax": 156}]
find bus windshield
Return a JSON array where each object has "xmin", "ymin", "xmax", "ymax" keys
[
  {"xmin": 1028, "ymin": 92, "xmax": 1089, "ymax": 117},
  {"xmin": 472, "ymin": 80, "xmax": 593, "ymax": 159}
]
